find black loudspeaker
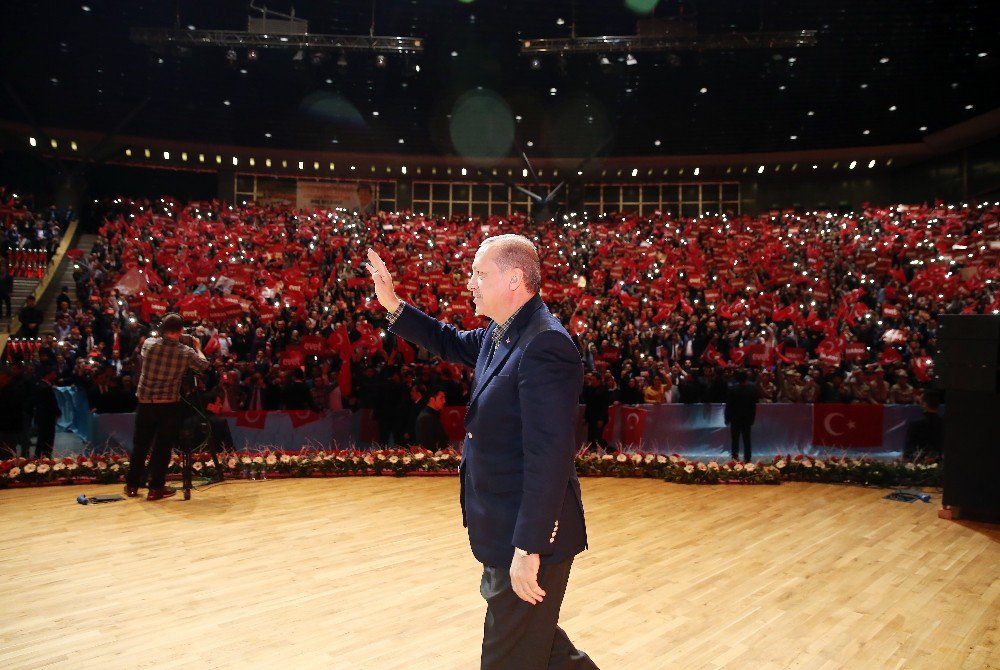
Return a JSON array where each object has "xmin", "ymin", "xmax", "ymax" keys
[
  {"xmin": 936, "ymin": 315, "xmax": 1000, "ymax": 393},
  {"xmin": 936, "ymin": 315, "xmax": 1000, "ymax": 521}
]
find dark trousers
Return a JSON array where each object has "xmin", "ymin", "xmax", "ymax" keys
[
  {"xmin": 585, "ymin": 419, "xmax": 606, "ymax": 449},
  {"xmin": 34, "ymin": 420, "xmax": 56, "ymax": 458},
  {"xmin": 480, "ymin": 559, "xmax": 599, "ymax": 670},
  {"xmin": 127, "ymin": 402, "xmax": 182, "ymax": 490},
  {"xmin": 730, "ymin": 423, "xmax": 752, "ymax": 461}
]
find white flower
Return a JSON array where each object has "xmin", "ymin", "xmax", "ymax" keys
[
  {"xmin": 904, "ymin": 462, "xmax": 916, "ymax": 471},
  {"xmin": 616, "ymin": 454, "xmax": 627, "ymax": 463},
  {"xmin": 631, "ymin": 454, "xmax": 642, "ymax": 464},
  {"xmin": 53, "ymin": 462, "xmax": 66, "ymax": 471},
  {"xmin": 376, "ymin": 453, "xmax": 386, "ymax": 461},
  {"xmin": 656, "ymin": 455, "xmax": 667, "ymax": 464},
  {"xmin": 733, "ymin": 463, "xmax": 744, "ymax": 472},
  {"xmin": 402, "ymin": 456, "xmax": 411, "ymax": 465},
  {"xmin": 744, "ymin": 463, "xmax": 756, "ymax": 472},
  {"xmin": 802, "ymin": 459, "xmax": 813, "ymax": 468},
  {"xmin": 815, "ymin": 460, "xmax": 826, "ymax": 469},
  {"xmin": 644, "ymin": 454, "xmax": 655, "ymax": 464},
  {"xmin": 775, "ymin": 459, "xmax": 786, "ymax": 469},
  {"xmin": 389, "ymin": 455, "xmax": 399, "ymax": 464},
  {"xmin": 24, "ymin": 463, "xmax": 36, "ymax": 474},
  {"xmin": 683, "ymin": 464, "xmax": 694, "ymax": 474},
  {"xmin": 7, "ymin": 467, "xmax": 20, "ymax": 478},
  {"xmin": 110, "ymin": 464, "xmax": 120, "ymax": 472},
  {"xmin": 192, "ymin": 461, "xmax": 203, "ymax": 471},
  {"xmin": 97, "ymin": 461, "xmax": 107, "ymax": 470},
  {"xmin": 708, "ymin": 461, "xmax": 719, "ymax": 470},
  {"xmin": 280, "ymin": 454, "xmax": 291, "ymax": 464},
  {"xmin": 414, "ymin": 452, "xmax": 425, "ymax": 461},
  {"xmin": 601, "ymin": 454, "xmax": 613, "ymax": 461},
  {"xmin": 37, "ymin": 463, "xmax": 51, "ymax": 474},
  {"xmin": 252, "ymin": 456, "xmax": 264, "ymax": 464},
  {"xmin": 696, "ymin": 462, "xmax": 707, "ymax": 471},
  {"xmin": 82, "ymin": 460, "xmax": 94, "ymax": 468},
  {"xmin": 227, "ymin": 458, "xmax": 238, "ymax": 468},
  {"xmin": 265, "ymin": 454, "xmax": 277, "ymax": 465},
  {"xmin": 67, "ymin": 462, "xmax": 78, "ymax": 470},
  {"xmin": 240, "ymin": 456, "xmax": 252, "ymax": 464},
  {"xmin": 669, "ymin": 454, "xmax": 680, "ymax": 463}
]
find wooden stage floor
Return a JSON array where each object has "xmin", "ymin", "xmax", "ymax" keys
[{"xmin": 1, "ymin": 478, "xmax": 997, "ymax": 670}]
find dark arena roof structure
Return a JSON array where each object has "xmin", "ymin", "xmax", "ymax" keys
[{"xmin": 1, "ymin": 0, "xmax": 998, "ymax": 160}]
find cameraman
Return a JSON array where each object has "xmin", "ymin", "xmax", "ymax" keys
[{"xmin": 125, "ymin": 313, "xmax": 209, "ymax": 500}]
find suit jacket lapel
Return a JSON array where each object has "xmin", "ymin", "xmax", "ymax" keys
[{"xmin": 468, "ymin": 295, "xmax": 546, "ymax": 409}]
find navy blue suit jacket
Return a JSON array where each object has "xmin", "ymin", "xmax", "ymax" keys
[{"xmin": 390, "ymin": 294, "xmax": 587, "ymax": 568}]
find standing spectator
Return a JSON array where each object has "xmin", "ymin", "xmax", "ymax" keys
[
  {"xmin": 32, "ymin": 370, "xmax": 61, "ymax": 458},
  {"xmin": 414, "ymin": 387, "xmax": 450, "ymax": 451},
  {"xmin": 16, "ymin": 295, "xmax": 43, "ymax": 338},
  {"xmin": 0, "ymin": 367, "xmax": 26, "ymax": 457},
  {"xmin": 642, "ymin": 374, "xmax": 668, "ymax": 404},
  {"xmin": 724, "ymin": 369, "xmax": 758, "ymax": 462},
  {"xmin": 0, "ymin": 263, "xmax": 13, "ymax": 319},
  {"xmin": 582, "ymin": 373, "xmax": 611, "ymax": 449}
]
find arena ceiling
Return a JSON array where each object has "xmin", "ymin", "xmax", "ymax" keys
[{"xmin": 1, "ymin": 1, "xmax": 997, "ymax": 161}]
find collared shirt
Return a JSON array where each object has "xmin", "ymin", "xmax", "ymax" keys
[
  {"xmin": 491, "ymin": 301, "xmax": 529, "ymax": 350},
  {"xmin": 136, "ymin": 337, "xmax": 210, "ymax": 403}
]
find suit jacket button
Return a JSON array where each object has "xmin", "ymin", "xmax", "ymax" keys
[{"xmin": 466, "ymin": 432, "xmax": 473, "ymax": 439}]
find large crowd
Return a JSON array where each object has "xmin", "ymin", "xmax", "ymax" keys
[{"xmin": 1, "ymin": 191, "xmax": 998, "ymax": 455}]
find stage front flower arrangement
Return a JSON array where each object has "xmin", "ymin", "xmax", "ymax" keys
[{"xmin": 0, "ymin": 449, "xmax": 941, "ymax": 490}]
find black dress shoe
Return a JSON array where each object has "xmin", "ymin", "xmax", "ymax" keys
[
  {"xmin": 147, "ymin": 487, "xmax": 177, "ymax": 501},
  {"xmin": 123, "ymin": 485, "xmax": 139, "ymax": 498}
]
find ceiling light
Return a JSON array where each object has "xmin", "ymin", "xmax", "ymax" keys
[
  {"xmin": 599, "ymin": 56, "xmax": 611, "ymax": 66},
  {"xmin": 526, "ymin": 141, "xmax": 534, "ymax": 147},
  {"xmin": 868, "ymin": 160, "xmax": 876, "ymax": 168},
  {"xmin": 758, "ymin": 165, "xmax": 764, "ymax": 174},
  {"xmin": 375, "ymin": 55, "xmax": 387, "ymax": 68},
  {"xmin": 699, "ymin": 87, "xmax": 708, "ymax": 94},
  {"xmin": 549, "ymin": 87, "xmax": 557, "ymax": 95},
  {"xmin": 965, "ymin": 104, "xmax": 974, "ymax": 110},
  {"xmin": 889, "ymin": 105, "xmax": 897, "ymax": 111},
  {"xmin": 879, "ymin": 57, "xmax": 890, "ymax": 64},
  {"xmin": 530, "ymin": 58, "xmax": 541, "ymax": 70},
  {"xmin": 398, "ymin": 138, "xmax": 405, "ymax": 144},
  {"xmin": 693, "ymin": 167, "xmax": 700, "ymax": 176},
  {"xmin": 860, "ymin": 83, "xmax": 868, "ymax": 89},
  {"xmin": 625, "ymin": 54, "xmax": 637, "ymax": 66},
  {"xmin": 787, "ymin": 57, "xmax": 797, "ymax": 64},
  {"xmin": 653, "ymin": 140, "xmax": 661, "ymax": 146},
  {"xmin": 223, "ymin": 100, "xmax": 231, "ymax": 106},
  {"xmin": 862, "ymin": 129, "xmax": 870, "ymax": 135},
  {"xmin": 790, "ymin": 135, "xmax": 798, "ymax": 140},
  {"xmin": 264, "ymin": 132, "xmax": 272, "ymax": 138},
  {"xmin": 556, "ymin": 18, "xmax": 565, "ymax": 26},
  {"xmin": 919, "ymin": 126, "xmax": 928, "ymax": 132},
  {"xmin": 807, "ymin": 110, "xmax": 815, "ymax": 116},
  {"xmin": 812, "ymin": 165, "xmax": 818, "ymax": 170},
  {"xmin": 631, "ymin": 168, "xmax": 638, "ymax": 177},
  {"xmin": 450, "ymin": 51, "xmax": 458, "ymax": 57},
  {"xmin": 977, "ymin": 52, "xmax": 988, "ymax": 58},
  {"xmin": 849, "ymin": 160, "xmax": 857, "ymax": 169}
]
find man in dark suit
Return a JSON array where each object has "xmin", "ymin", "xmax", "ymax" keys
[
  {"xmin": 368, "ymin": 236, "xmax": 598, "ymax": 669},
  {"xmin": 414, "ymin": 387, "xmax": 450, "ymax": 451},
  {"xmin": 724, "ymin": 369, "xmax": 758, "ymax": 461}
]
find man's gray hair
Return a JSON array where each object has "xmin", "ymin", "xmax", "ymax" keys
[{"xmin": 480, "ymin": 234, "xmax": 541, "ymax": 294}]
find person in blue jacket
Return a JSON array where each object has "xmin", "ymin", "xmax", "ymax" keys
[{"xmin": 367, "ymin": 235, "xmax": 599, "ymax": 669}]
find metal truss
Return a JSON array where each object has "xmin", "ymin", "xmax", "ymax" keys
[
  {"xmin": 130, "ymin": 28, "xmax": 424, "ymax": 54},
  {"xmin": 520, "ymin": 31, "xmax": 817, "ymax": 54}
]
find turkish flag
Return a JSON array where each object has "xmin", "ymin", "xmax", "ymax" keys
[
  {"xmin": 439, "ymin": 406, "xmax": 466, "ymax": 442},
  {"xmin": 287, "ymin": 410, "xmax": 321, "ymax": 429},
  {"xmin": 812, "ymin": 404, "xmax": 884, "ymax": 448},
  {"xmin": 235, "ymin": 411, "xmax": 268, "ymax": 430},
  {"xmin": 620, "ymin": 407, "xmax": 647, "ymax": 446}
]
